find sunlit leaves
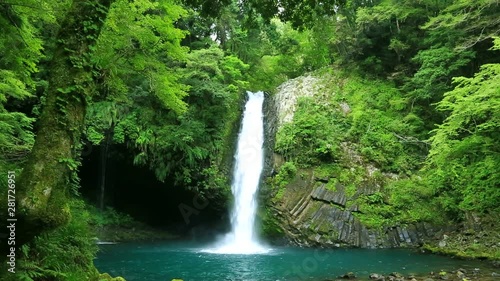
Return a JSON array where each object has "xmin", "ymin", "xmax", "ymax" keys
[
  {"xmin": 423, "ymin": 0, "xmax": 500, "ymax": 49},
  {"xmin": 94, "ymin": 0, "xmax": 189, "ymax": 113},
  {"xmin": 0, "ymin": 112, "xmax": 35, "ymax": 161},
  {"xmin": 431, "ymin": 64, "xmax": 500, "ymax": 148},
  {"xmin": 406, "ymin": 47, "xmax": 474, "ymax": 101},
  {"xmin": 425, "ymin": 47, "xmax": 500, "ymax": 213},
  {"xmin": 0, "ymin": 0, "xmax": 62, "ymax": 168},
  {"xmin": 95, "ymin": 44, "xmax": 247, "ymax": 189}
]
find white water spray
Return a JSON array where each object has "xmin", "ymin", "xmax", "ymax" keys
[{"xmin": 205, "ymin": 91, "xmax": 269, "ymax": 254}]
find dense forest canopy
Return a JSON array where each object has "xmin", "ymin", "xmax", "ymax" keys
[{"xmin": 0, "ymin": 0, "xmax": 499, "ymax": 279}]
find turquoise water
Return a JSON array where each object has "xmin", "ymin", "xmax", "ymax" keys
[{"xmin": 95, "ymin": 241, "xmax": 485, "ymax": 281}]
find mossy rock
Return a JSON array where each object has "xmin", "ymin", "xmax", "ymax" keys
[{"xmin": 99, "ymin": 273, "xmax": 127, "ymax": 281}]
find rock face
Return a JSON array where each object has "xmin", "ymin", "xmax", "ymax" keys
[
  {"xmin": 273, "ymin": 75, "xmax": 323, "ymax": 127},
  {"xmin": 262, "ymin": 72, "xmax": 437, "ymax": 248},
  {"xmin": 271, "ymin": 169, "xmax": 434, "ymax": 248},
  {"xmin": 262, "ymin": 91, "xmax": 278, "ymax": 180}
]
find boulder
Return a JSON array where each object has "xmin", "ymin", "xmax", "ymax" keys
[
  {"xmin": 338, "ymin": 272, "xmax": 357, "ymax": 279},
  {"xmin": 456, "ymin": 271, "xmax": 466, "ymax": 279},
  {"xmin": 99, "ymin": 273, "xmax": 127, "ymax": 281},
  {"xmin": 389, "ymin": 272, "xmax": 403, "ymax": 278},
  {"xmin": 369, "ymin": 273, "xmax": 385, "ymax": 280},
  {"xmin": 438, "ymin": 271, "xmax": 448, "ymax": 280}
]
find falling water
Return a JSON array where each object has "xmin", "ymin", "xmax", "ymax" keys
[{"xmin": 205, "ymin": 91, "xmax": 269, "ymax": 254}]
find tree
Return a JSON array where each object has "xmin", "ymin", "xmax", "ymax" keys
[
  {"xmin": 0, "ymin": 0, "xmax": 52, "ymax": 172},
  {"xmin": 425, "ymin": 37, "xmax": 500, "ymax": 215},
  {"xmin": 108, "ymin": 46, "xmax": 247, "ymax": 191},
  {"xmin": 16, "ymin": 0, "xmax": 114, "ymax": 246}
]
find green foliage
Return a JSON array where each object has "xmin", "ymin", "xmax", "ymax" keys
[
  {"xmin": 424, "ymin": 47, "xmax": 500, "ymax": 215},
  {"xmin": 15, "ymin": 199, "xmax": 99, "ymax": 281},
  {"xmin": 0, "ymin": 112, "xmax": 35, "ymax": 165},
  {"xmin": 1, "ymin": 0, "xmax": 498, "ymax": 272},
  {"xmin": 386, "ymin": 177, "xmax": 443, "ymax": 224},
  {"xmin": 404, "ymin": 47, "xmax": 474, "ymax": 102},
  {"xmin": 85, "ymin": 1, "xmax": 249, "ymax": 194},
  {"xmin": 382, "ymin": 42, "xmax": 500, "ymax": 224},
  {"xmin": 276, "ymin": 97, "xmax": 344, "ymax": 166},
  {"xmin": 240, "ymin": 19, "xmax": 306, "ymax": 91},
  {"xmin": 422, "ymin": 0, "xmax": 500, "ymax": 50},
  {"xmin": 0, "ymin": 1, "xmax": 47, "ymax": 94},
  {"xmin": 0, "ymin": 0, "xmax": 53, "ymax": 172},
  {"xmin": 270, "ymin": 162, "xmax": 297, "ymax": 199},
  {"xmin": 275, "ymin": 71, "xmax": 424, "ymax": 173},
  {"xmin": 258, "ymin": 206, "xmax": 284, "ymax": 238},
  {"xmin": 200, "ymin": 164, "xmax": 232, "ymax": 192},
  {"xmin": 343, "ymin": 77, "xmax": 424, "ymax": 172},
  {"xmin": 219, "ymin": 15, "xmax": 337, "ymax": 92},
  {"xmin": 88, "ymin": 205, "xmax": 134, "ymax": 227},
  {"xmin": 93, "ymin": 0, "xmax": 189, "ymax": 114},
  {"xmin": 58, "ymin": 157, "xmax": 81, "ymax": 195},
  {"xmin": 92, "ymin": 45, "xmax": 247, "ymax": 192},
  {"xmin": 85, "ymin": 101, "xmax": 117, "ymax": 144},
  {"xmin": 355, "ymin": 202, "xmax": 395, "ymax": 229}
]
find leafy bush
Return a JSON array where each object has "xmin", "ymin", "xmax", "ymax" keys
[
  {"xmin": 386, "ymin": 177, "xmax": 446, "ymax": 224},
  {"xmin": 15, "ymin": 199, "xmax": 99, "ymax": 281},
  {"xmin": 271, "ymin": 161, "xmax": 297, "ymax": 199},
  {"xmin": 275, "ymin": 71, "xmax": 425, "ymax": 174},
  {"xmin": 424, "ymin": 54, "xmax": 500, "ymax": 216},
  {"xmin": 275, "ymin": 97, "xmax": 345, "ymax": 166},
  {"xmin": 89, "ymin": 206, "xmax": 134, "ymax": 227}
]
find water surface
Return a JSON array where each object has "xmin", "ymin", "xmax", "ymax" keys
[{"xmin": 95, "ymin": 241, "xmax": 487, "ymax": 281}]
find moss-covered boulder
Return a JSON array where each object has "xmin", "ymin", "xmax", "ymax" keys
[{"xmin": 99, "ymin": 273, "xmax": 127, "ymax": 281}]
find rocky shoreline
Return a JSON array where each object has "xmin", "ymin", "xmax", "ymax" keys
[
  {"xmin": 104, "ymin": 268, "xmax": 500, "ymax": 281},
  {"xmin": 331, "ymin": 268, "xmax": 500, "ymax": 281}
]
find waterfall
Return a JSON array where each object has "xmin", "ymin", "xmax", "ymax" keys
[{"xmin": 204, "ymin": 91, "xmax": 269, "ymax": 254}]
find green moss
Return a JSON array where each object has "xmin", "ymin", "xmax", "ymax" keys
[
  {"xmin": 316, "ymin": 222, "xmax": 332, "ymax": 234},
  {"xmin": 314, "ymin": 164, "xmax": 339, "ymax": 180},
  {"xmin": 275, "ymin": 188, "xmax": 286, "ymax": 200},
  {"xmin": 423, "ymin": 230, "xmax": 500, "ymax": 261},
  {"xmin": 270, "ymin": 161, "xmax": 297, "ymax": 199},
  {"xmin": 325, "ymin": 181, "xmax": 337, "ymax": 191},
  {"xmin": 99, "ymin": 273, "xmax": 127, "ymax": 281},
  {"xmin": 258, "ymin": 207, "xmax": 284, "ymax": 238}
]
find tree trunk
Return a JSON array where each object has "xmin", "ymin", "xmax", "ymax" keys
[{"xmin": 16, "ymin": 0, "xmax": 113, "ymax": 246}]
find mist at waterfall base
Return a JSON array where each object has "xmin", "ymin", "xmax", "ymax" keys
[{"xmin": 202, "ymin": 91, "xmax": 269, "ymax": 254}]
